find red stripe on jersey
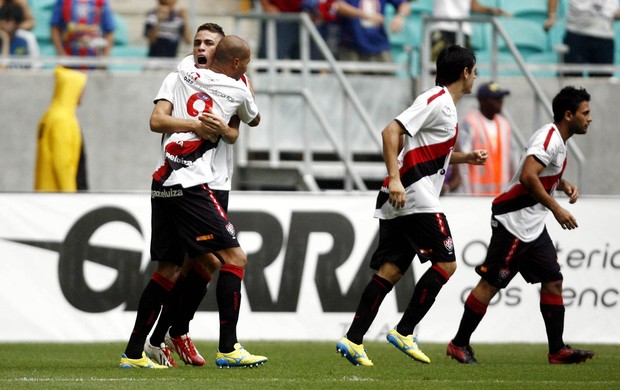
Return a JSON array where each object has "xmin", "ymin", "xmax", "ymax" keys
[
  {"xmin": 240, "ymin": 74, "xmax": 248, "ymax": 86},
  {"xmin": 165, "ymin": 139, "xmax": 205, "ymax": 156},
  {"xmin": 543, "ymin": 127, "xmax": 555, "ymax": 150},
  {"xmin": 427, "ymin": 88, "xmax": 446, "ymax": 105},
  {"xmin": 62, "ymin": 0, "xmax": 72, "ymax": 22},
  {"xmin": 152, "ymin": 161, "xmax": 170, "ymax": 182},
  {"xmin": 492, "ymin": 162, "xmax": 566, "ymax": 206},
  {"xmin": 94, "ymin": 0, "xmax": 104, "ymax": 24},
  {"xmin": 400, "ymin": 135, "xmax": 456, "ymax": 174}
]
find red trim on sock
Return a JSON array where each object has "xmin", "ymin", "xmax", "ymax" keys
[
  {"xmin": 540, "ymin": 292, "xmax": 563, "ymax": 306},
  {"xmin": 431, "ymin": 264, "xmax": 450, "ymax": 281},
  {"xmin": 465, "ymin": 292, "xmax": 488, "ymax": 315},
  {"xmin": 221, "ymin": 264, "xmax": 244, "ymax": 280},
  {"xmin": 152, "ymin": 272, "xmax": 175, "ymax": 291},
  {"xmin": 371, "ymin": 275, "xmax": 392, "ymax": 291},
  {"xmin": 192, "ymin": 263, "xmax": 213, "ymax": 282}
]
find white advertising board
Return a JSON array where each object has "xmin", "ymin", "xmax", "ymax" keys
[{"xmin": 0, "ymin": 193, "xmax": 617, "ymax": 343}]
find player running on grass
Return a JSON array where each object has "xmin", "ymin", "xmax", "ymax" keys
[
  {"xmin": 120, "ymin": 33, "xmax": 266, "ymax": 369},
  {"xmin": 447, "ymin": 86, "xmax": 595, "ymax": 365},
  {"xmin": 337, "ymin": 44, "xmax": 488, "ymax": 366}
]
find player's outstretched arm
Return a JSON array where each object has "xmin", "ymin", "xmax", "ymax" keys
[{"xmin": 450, "ymin": 149, "xmax": 488, "ymax": 165}]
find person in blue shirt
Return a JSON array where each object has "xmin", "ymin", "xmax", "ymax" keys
[
  {"xmin": 336, "ymin": 0, "xmax": 409, "ymax": 62},
  {"xmin": 0, "ymin": 3, "xmax": 29, "ymax": 59},
  {"xmin": 50, "ymin": 0, "xmax": 115, "ymax": 69}
]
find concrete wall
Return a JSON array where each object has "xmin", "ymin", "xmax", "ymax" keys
[{"xmin": 1, "ymin": 70, "xmax": 618, "ymax": 195}]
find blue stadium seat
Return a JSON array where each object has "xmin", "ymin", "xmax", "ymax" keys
[
  {"xmin": 110, "ymin": 45, "xmax": 148, "ymax": 71},
  {"xmin": 499, "ymin": 0, "xmax": 548, "ymax": 24},
  {"xmin": 471, "ymin": 22, "xmax": 492, "ymax": 53},
  {"xmin": 497, "ymin": 18, "xmax": 549, "ymax": 57},
  {"xmin": 113, "ymin": 13, "xmax": 129, "ymax": 46},
  {"xmin": 29, "ymin": 0, "xmax": 57, "ymax": 12},
  {"xmin": 409, "ymin": 0, "xmax": 433, "ymax": 15},
  {"xmin": 32, "ymin": 6, "xmax": 52, "ymax": 42},
  {"xmin": 385, "ymin": 3, "xmax": 424, "ymax": 77},
  {"xmin": 476, "ymin": 0, "xmax": 500, "ymax": 9}
]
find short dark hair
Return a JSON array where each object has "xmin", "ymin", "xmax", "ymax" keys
[
  {"xmin": 552, "ymin": 86, "xmax": 591, "ymax": 122},
  {"xmin": 435, "ymin": 45, "xmax": 476, "ymax": 87},
  {"xmin": 0, "ymin": 3, "xmax": 24, "ymax": 24},
  {"xmin": 196, "ymin": 22, "xmax": 225, "ymax": 37}
]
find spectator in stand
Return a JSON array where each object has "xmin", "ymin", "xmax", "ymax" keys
[
  {"xmin": 0, "ymin": 3, "xmax": 28, "ymax": 61},
  {"xmin": 0, "ymin": 0, "xmax": 34, "ymax": 30},
  {"xmin": 451, "ymin": 81, "xmax": 515, "ymax": 195},
  {"xmin": 431, "ymin": 0, "xmax": 509, "ymax": 61},
  {"xmin": 0, "ymin": 0, "xmax": 38, "ymax": 67},
  {"xmin": 144, "ymin": 0, "xmax": 191, "ymax": 59},
  {"xmin": 35, "ymin": 66, "xmax": 89, "ymax": 191},
  {"xmin": 545, "ymin": 0, "xmax": 620, "ymax": 77},
  {"xmin": 258, "ymin": 0, "xmax": 304, "ymax": 60},
  {"xmin": 303, "ymin": 0, "xmax": 341, "ymax": 56},
  {"xmin": 50, "ymin": 0, "xmax": 115, "ymax": 69},
  {"xmin": 336, "ymin": 0, "xmax": 410, "ymax": 62}
]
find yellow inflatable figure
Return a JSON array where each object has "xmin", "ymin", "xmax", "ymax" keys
[{"xmin": 35, "ymin": 66, "xmax": 88, "ymax": 191}]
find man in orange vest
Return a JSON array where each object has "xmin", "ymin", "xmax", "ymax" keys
[{"xmin": 455, "ymin": 81, "xmax": 514, "ymax": 195}]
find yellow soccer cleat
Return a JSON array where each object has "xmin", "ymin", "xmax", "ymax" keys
[
  {"xmin": 119, "ymin": 352, "xmax": 168, "ymax": 369},
  {"xmin": 215, "ymin": 343, "xmax": 268, "ymax": 368},
  {"xmin": 336, "ymin": 337, "xmax": 374, "ymax": 367},
  {"xmin": 386, "ymin": 329, "xmax": 431, "ymax": 364}
]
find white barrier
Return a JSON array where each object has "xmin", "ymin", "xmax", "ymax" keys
[{"xmin": 0, "ymin": 193, "xmax": 617, "ymax": 343}]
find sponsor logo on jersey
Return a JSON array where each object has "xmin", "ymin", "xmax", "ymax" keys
[
  {"xmin": 151, "ymin": 188, "xmax": 183, "ymax": 198},
  {"xmin": 195, "ymin": 234, "xmax": 214, "ymax": 242}
]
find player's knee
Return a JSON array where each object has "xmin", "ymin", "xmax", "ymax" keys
[
  {"xmin": 541, "ymin": 279, "xmax": 563, "ymax": 295},
  {"xmin": 438, "ymin": 261, "xmax": 457, "ymax": 277}
]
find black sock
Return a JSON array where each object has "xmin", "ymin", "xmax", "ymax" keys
[
  {"xmin": 396, "ymin": 265, "xmax": 449, "ymax": 336},
  {"xmin": 346, "ymin": 275, "xmax": 393, "ymax": 345},
  {"xmin": 453, "ymin": 292, "xmax": 488, "ymax": 347},
  {"xmin": 217, "ymin": 264, "xmax": 243, "ymax": 353},
  {"xmin": 149, "ymin": 274, "xmax": 185, "ymax": 345},
  {"xmin": 170, "ymin": 265, "xmax": 210, "ymax": 338},
  {"xmin": 124, "ymin": 273, "xmax": 174, "ymax": 359},
  {"xmin": 540, "ymin": 292, "xmax": 565, "ymax": 354}
]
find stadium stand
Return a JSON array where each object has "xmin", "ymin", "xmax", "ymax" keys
[{"xmin": 499, "ymin": 0, "xmax": 548, "ymax": 24}]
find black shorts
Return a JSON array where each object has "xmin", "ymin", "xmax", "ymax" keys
[
  {"xmin": 371, "ymin": 213, "xmax": 456, "ymax": 274},
  {"xmin": 150, "ymin": 180, "xmax": 237, "ymax": 266},
  {"xmin": 475, "ymin": 218, "xmax": 562, "ymax": 289}
]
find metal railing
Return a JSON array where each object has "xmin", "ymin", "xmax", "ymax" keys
[
  {"xmin": 231, "ymin": 12, "xmax": 407, "ymax": 191},
  {"xmin": 420, "ymin": 15, "xmax": 585, "ymax": 189}
]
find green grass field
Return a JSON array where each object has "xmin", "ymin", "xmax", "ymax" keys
[{"xmin": 1, "ymin": 342, "xmax": 618, "ymax": 389}]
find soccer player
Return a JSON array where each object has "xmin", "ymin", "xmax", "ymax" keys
[
  {"xmin": 336, "ymin": 45, "xmax": 488, "ymax": 367},
  {"xmin": 143, "ymin": 23, "xmax": 251, "ymax": 368},
  {"xmin": 447, "ymin": 86, "xmax": 595, "ymax": 365},
  {"xmin": 120, "ymin": 33, "xmax": 267, "ymax": 369}
]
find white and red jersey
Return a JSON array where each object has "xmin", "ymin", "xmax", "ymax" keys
[
  {"xmin": 492, "ymin": 123, "xmax": 567, "ymax": 242},
  {"xmin": 152, "ymin": 56, "xmax": 258, "ymax": 188},
  {"xmin": 375, "ymin": 86, "xmax": 458, "ymax": 219}
]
